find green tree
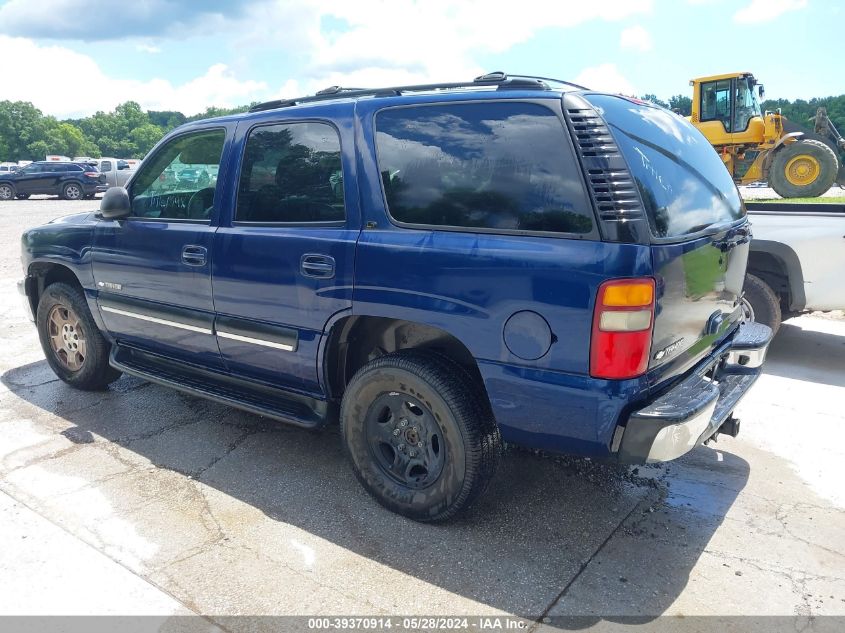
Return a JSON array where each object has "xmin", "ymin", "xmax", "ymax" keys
[
  {"xmin": 641, "ymin": 94, "xmax": 669, "ymax": 109},
  {"xmin": 129, "ymin": 123, "xmax": 165, "ymax": 156},
  {"xmin": 668, "ymin": 94, "xmax": 692, "ymax": 116}
]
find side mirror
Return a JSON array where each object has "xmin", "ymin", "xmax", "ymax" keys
[
  {"xmin": 758, "ymin": 85, "xmax": 765, "ymax": 98},
  {"xmin": 98, "ymin": 187, "xmax": 131, "ymax": 219}
]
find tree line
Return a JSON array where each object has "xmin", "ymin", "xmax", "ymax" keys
[
  {"xmin": 641, "ymin": 93, "xmax": 845, "ymax": 138},
  {"xmin": 0, "ymin": 100, "xmax": 247, "ymax": 162},
  {"xmin": 1, "ymin": 93, "xmax": 844, "ymax": 163}
]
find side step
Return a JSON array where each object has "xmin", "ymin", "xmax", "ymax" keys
[{"xmin": 110, "ymin": 345, "xmax": 332, "ymax": 429}]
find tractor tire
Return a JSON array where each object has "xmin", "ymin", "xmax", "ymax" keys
[{"xmin": 769, "ymin": 139, "xmax": 838, "ymax": 198}]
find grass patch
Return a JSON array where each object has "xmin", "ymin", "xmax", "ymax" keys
[{"xmin": 747, "ymin": 196, "xmax": 845, "ymax": 204}]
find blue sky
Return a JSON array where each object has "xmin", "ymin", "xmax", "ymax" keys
[{"xmin": 0, "ymin": 0, "xmax": 839, "ymax": 118}]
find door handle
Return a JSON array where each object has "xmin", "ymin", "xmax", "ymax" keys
[
  {"xmin": 181, "ymin": 245, "xmax": 207, "ymax": 266},
  {"xmin": 300, "ymin": 254, "xmax": 335, "ymax": 279}
]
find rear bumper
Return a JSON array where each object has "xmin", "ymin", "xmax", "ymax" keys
[{"xmin": 617, "ymin": 321, "xmax": 773, "ymax": 464}]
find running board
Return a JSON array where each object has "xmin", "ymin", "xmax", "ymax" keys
[{"xmin": 109, "ymin": 345, "xmax": 332, "ymax": 429}]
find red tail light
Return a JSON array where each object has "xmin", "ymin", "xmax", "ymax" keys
[
  {"xmin": 590, "ymin": 278, "xmax": 655, "ymax": 380},
  {"xmin": 83, "ymin": 171, "xmax": 99, "ymax": 178}
]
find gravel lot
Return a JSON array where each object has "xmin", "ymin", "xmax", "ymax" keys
[{"xmin": 1, "ymin": 198, "xmax": 844, "ymax": 631}]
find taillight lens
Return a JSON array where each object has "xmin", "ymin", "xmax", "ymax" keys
[
  {"xmin": 83, "ymin": 171, "xmax": 99, "ymax": 178},
  {"xmin": 590, "ymin": 278, "xmax": 655, "ymax": 380}
]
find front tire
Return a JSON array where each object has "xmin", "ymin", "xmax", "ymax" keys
[
  {"xmin": 62, "ymin": 182, "xmax": 84, "ymax": 200},
  {"xmin": 36, "ymin": 282, "xmax": 121, "ymax": 390},
  {"xmin": 769, "ymin": 139, "xmax": 838, "ymax": 198},
  {"xmin": 341, "ymin": 351, "xmax": 501, "ymax": 522},
  {"xmin": 742, "ymin": 273, "xmax": 782, "ymax": 335}
]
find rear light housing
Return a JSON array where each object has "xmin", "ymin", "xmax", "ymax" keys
[
  {"xmin": 590, "ymin": 278, "xmax": 655, "ymax": 380},
  {"xmin": 83, "ymin": 171, "xmax": 99, "ymax": 178}
]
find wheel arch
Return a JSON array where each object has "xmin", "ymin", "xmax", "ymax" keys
[
  {"xmin": 321, "ymin": 314, "xmax": 487, "ymax": 402},
  {"xmin": 26, "ymin": 262, "xmax": 86, "ymax": 320},
  {"xmin": 747, "ymin": 240, "xmax": 806, "ymax": 312}
]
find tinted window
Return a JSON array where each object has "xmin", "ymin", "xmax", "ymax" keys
[
  {"xmin": 48, "ymin": 164, "xmax": 67, "ymax": 172},
  {"xmin": 67, "ymin": 164, "xmax": 83, "ymax": 172},
  {"xmin": 375, "ymin": 102, "xmax": 593, "ymax": 234},
  {"xmin": 700, "ymin": 79, "xmax": 732, "ymax": 131},
  {"xmin": 100, "ymin": 160, "xmax": 112, "ymax": 172},
  {"xmin": 236, "ymin": 122, "xmax": 344, "ymax": 223},
  {"xmin": 130, "ymin": 129, "xmax": 225, "ymax": 220},
  {"xmin": 585, "ymin": 94, "xmax": 743, "ymax": 238}
]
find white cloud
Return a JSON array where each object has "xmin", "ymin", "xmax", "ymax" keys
[
  {"xmin": 250, "ymin": 0, "xmax": 654, "ymax": 99},
  {"xmin": 574, "ymin": 63, "xmax": 636, "ymax": 95},
  {"xmin": 0, "ymin": 36, "xmax": 266, "ymax": 118},
  {"xmin": 135, "ymin": 43, "xmax": 161, "ymax": 54},
  {"xmin": 734, "ymin": 0, "xmax": 807, "ymax": 23},
  {"xmin": 0, "ymin": 0, "xmax": 656, "ymax": 117},
  {"xmin": 619, "ymin": 25, "xmax": 653, "ymax": 52}
]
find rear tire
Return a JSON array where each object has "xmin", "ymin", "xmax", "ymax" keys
[
  {"xmin": 742, "ymin": 273, "xmax": 782, "ymax": 335},
  {"xmin": 0, "ymin": 183, "xmax": 15, "ymax": 200},
  {"xmin": 769, "ymin": 139, "xmax": 838, "ymax": 198},
  {"xmin": 36, "ymin": 282, "xmax": 121, "ymax": 390},
  {"xmin": 341, "ymin": 350, "xmax": 501, "ymax": 522},
  {"xmin": 62, "ymin": 182, "xmax": 84, "ymax": 200}
]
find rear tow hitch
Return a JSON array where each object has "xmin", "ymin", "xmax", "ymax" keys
[{"xmin": 719, "ymin": 416, "xmax": 741, "ymax": 438}]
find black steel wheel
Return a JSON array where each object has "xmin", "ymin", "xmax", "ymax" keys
[{"xmin": 341, "ymin": 350, "xmax": 501, "ymax": 522}]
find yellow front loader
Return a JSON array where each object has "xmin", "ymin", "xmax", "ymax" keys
[{"xmin": 689, "ymin": 72, "xmax": 844, "ymax": 198}]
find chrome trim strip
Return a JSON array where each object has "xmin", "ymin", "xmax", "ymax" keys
[
  {"xmin": 100, "ymin": 305, "xmax": 213, "ymax": 335},
  {"xmin": 646, "ymin": 400, "xmax": 717, "ymax": 463},
  {"xmin": 725, "ymin": 346, "xmax": 768, "ymax": 369},
  {"xmin": 216, "ymin": 330, "xmax": 295, "ymax": 352}
]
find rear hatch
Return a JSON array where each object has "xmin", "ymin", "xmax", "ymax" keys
[{"xmin": 583, "ymin": 94, "xmax": 749, "ymax": 386}]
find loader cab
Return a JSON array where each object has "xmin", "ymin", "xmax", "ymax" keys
[{"xmin": 691, "ymin": 72, "xmax": 765, "ymax": 146}]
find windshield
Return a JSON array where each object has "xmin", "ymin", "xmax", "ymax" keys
[
  {"xmin": 734, "ymin": 76, "xmax": 762, "ymax": 132},
  {"xmin": 585, "ymin": 94, "xmax": 744, "ymax": 239}
]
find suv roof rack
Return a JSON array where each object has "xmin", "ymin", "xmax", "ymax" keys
[{"xmin": 248, "ymin": 71, "xmax": 584, "ymax": 113}]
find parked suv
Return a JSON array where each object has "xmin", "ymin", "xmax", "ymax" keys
[
  {"xmin": 0, "ymin": 161, "xmax": 106, "ymax": 200},
  {"xmin": 19, "ymin": 74, "xmax": 772, "ymax": 521}
]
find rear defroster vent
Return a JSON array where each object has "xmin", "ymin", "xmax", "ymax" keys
[
  {"xmin": 563, "ymin": 98, "xmax": 646, "ymax": 231},
  {"xmin": 588, "ymin": 169, "xmax": 643, "ymax": 221},
  {"xmin": 568, "ymin": 108, "xmax": 619, "ymax": 159}
]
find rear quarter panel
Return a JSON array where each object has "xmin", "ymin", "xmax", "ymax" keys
[{"xmin": 749, "ymin": 210, "xmax": 845, "ymax": 311}]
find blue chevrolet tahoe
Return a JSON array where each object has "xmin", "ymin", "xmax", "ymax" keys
[{"xmin": 19, "ymin": 74, "xmax": 772, "ymax": 521}]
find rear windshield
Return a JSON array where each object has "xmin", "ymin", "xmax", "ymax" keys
[{"xmin": 585, "ymin": 94, "xmax": 744, "ymax": 238}]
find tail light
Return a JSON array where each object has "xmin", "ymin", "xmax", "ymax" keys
[
  {"xmin": 83, "ymin": 171, "xmax": 99, "ymax": 178},
  {"xmin": 590, "ymin": 278, "xmax": 655, "ymax": 379}
]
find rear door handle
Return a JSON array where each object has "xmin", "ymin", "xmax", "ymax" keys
[
  {"xmin": 300, "ymin": 254, "xmax": 335, "ymax": 279},
  {"xmin": 181, "ymin": 245, "xmax": 207, "ymax": 266}
]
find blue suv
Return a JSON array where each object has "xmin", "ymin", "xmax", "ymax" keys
[{"xmin": 19, "ymin": 74, "xmax": 771, "ymax": 521}]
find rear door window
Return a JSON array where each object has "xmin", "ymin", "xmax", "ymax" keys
[
  {"xmin": 375, "ymin": 101, "xmax": 593, "ymax": 234},
  {"xmin": 235, "ymin": 121, "xmax": 344, "ymax": 223},
  {"xmin": 585, "ymin": 94, "xmax": 744, "ymax": 239}
]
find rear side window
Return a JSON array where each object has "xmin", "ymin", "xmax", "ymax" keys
[
  {"xmin": 375, "ymin": 102, "xmax": 593, "ymax": 234},
  {"xmin": 236, "ymin": 122, "xmax": 345, "ymax": 223},
  {"xmin": 585, "ymin": 94, "xmax": 744, "ymax": 238}
]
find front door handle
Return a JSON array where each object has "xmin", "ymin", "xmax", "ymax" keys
[
  {"xmin": 300, "ymin": 254, "xmax": 335, "ymax": 279},
  {"xmin": 181, "ymin": 245, "xmax": 207, "ymax": 266}
]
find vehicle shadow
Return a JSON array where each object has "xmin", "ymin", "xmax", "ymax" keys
[
  {"xmin": 1, "ymin": 360, "xmax": 748, "ymax": 622},
  {"xmin": 763, "ymin": 321, "xmax": 845, "ymax": 388}
]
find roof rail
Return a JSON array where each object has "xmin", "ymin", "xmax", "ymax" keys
[{"xmin": 247, "ymin": 72, "xmax": 574, "ymax": 113}]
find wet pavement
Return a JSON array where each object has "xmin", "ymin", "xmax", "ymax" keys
[{"xmin": 1, "ymin": 199, "xmax": 844, "ymax": 629}]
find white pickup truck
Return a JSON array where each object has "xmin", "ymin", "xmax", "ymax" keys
[
  {"xmin": 744, "ymin": 201, "xmax": 845, "ymax": 333},
  {"xmin": 75, "ymin": 157, "xmax": 136, "ymax": 188}
]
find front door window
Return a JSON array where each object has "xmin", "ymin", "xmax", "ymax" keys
[{"xmin": 700, "ymin": 80, "xmax": 732, "ymax": 132}]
